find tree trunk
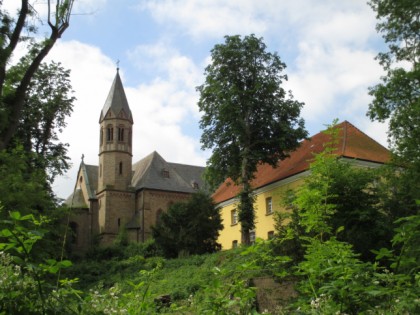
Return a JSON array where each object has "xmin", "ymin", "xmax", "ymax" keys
[{"xmin": 239, "ymin": 147, "xmax": 255, "ymax": 245}]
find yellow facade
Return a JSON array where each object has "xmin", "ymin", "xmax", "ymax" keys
[{"xmin": 217, "ymin": 172, "xmax": 307, "ymax": 250}]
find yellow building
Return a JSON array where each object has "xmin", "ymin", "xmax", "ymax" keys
[{"xmin": 213, "ymin": 121, "xmax": 390, "ymax": 250}]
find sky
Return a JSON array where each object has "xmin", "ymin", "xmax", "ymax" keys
[{"xmin": 3, "ymin": 0, "xmax": 389, "ymax": 200}]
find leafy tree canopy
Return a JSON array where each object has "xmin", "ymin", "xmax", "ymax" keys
[
  {"xmin": 367, "ymin": 0, "xmax": 420, "ymax": 166},
  {"xmin": 0, "ymin": 0, "xmax": 74, "ymax": 150},
  {"xmin": 7, "ymin": 59, "xmax": 75, "ymax": 183},
  {"xmin": 152, "ymin": 192, "xmax": 223, "ymax": 258},
  {"xmin": 197, "ymin": 34, "xmax": 307, "ymax": 244}
]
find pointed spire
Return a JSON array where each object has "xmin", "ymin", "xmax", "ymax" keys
[{"xmin": 99, "ymin": 69, "xmax": 133, "ymax": 123}]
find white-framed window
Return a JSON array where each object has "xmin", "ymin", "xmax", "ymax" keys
[
  {"xmin": 266, "ymin": 197, "xmax": 273, "ymax": 215},
  {"xmin": 231, "ymin": 209, "xmax": 238, "ymax": 225},
  {"xmin": 250, "ymin": 230, "xmax": 256, "ymax": 244}
]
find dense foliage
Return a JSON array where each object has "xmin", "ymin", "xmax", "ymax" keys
[
  {"xmin": 367, "ymin": 0, "xmax": 420, "ymax": 202},
  {"xmin": 197, "ymin": 34, "xmax": 307, "ymax": 244},
  {"xmin": 152, "ymin": 192, "xmax": 223, "ymax": 258},
  {"xmin": 0, "ymin": 1, "xmax": 419, "ymax": 314},
  {"xmin": 0, "ymin": 0, "xmax": 74, "ymax": 150}
]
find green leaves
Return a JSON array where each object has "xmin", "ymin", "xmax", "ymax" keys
[
  {"xmin": 368, "ymin": 0, "xmax": 420, "ymax": 201},
  {"xmin": 152, "ymin": 192, "xmax": 223, "ymax": 258}
]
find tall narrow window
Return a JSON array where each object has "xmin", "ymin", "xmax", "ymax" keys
[
  {"xmin": 266, "ymin": 197, "xmax": 273, "ymax": 215},
  {"xmin": 128, "ymin": 129, "xmax": 132, "ymax": 146},
  {"xmin": 100, "ymin": 128, "xmax": 103, "ymax": 145},
  {"xmin": 231, "ymin": 209, "xmax": 238, "ymax": 225},
  {"xmin": 119, "ymin": 162, "xmax": 123, "ymax": 175},
  {"xmin": 69, "ymin": 222, "xmax": 78, "ymax": 244},
  {"xmin": 107, "ymin": 125, "xmax": 113, "ymax": 141},
  {"xmin": 156, "ymin": 209, "xmax": 163, "ymax": 225},
  {"xmin": 250, "ymin": 230, "xmax": 256, "ymax": 244},
  {"xmin": 118, "ymin": 127, "xmax": 124, "ymax": 141}
]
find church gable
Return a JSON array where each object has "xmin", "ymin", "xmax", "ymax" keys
[{"xmin": 64, "ymin": 163, "xmax": 94, "ymax": 208}]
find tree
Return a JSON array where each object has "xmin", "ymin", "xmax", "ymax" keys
[
  {"xmin": 367, "ymin": 0, "xmax": 420, "ymax": 200},
  {"xmin": 8, "ymin": 60, "xmax": 75, "ymax": 183},
  {"xmin": 0, "ymin": 0, "xmax": 74, "ymax": 150},
  {"xmin": 152, "ymin": 192, "xmax": 223, "ymax": 258},
  {"xmin": 197, "ymin": 34, "xmax": 307, "ymax": 245}
]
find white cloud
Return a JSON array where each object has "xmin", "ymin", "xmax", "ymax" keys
[{"xmin": 138, "ymin": 0, "xmax": 268, "ymax": 39}]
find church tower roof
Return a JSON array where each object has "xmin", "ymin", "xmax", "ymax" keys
[{"xmin": 99, "ymin": 69, "xmax": 133, "ymax": 123}]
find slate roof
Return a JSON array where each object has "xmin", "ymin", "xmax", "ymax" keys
[
  {"xmin": 131, "ymin": 151, "xmax": 205, "ymax": 193},
  {"xmin": 84, "ymin": 164, "xmax": 99, "ymax": 199},
  {"xmin": 99, "ymin": 70, "xmax": 133, "ymax": 123},
  {"xmin": 64, "ymin": 188, "xmax": 88, "ymax": 208},
  {"xmin": 212, "ymin": 121, "xmax": 390, "ymax": 204}
]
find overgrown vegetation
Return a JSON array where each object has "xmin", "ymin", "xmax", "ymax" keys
[
  {"xmin": 0, "ymin": 0, "xmax": 419, "ymax": 314},
  {"xmin": 152, "ymin": 192, "xmax": 223, "ymax": 258}
]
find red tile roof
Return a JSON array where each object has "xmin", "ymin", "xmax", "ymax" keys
[{"xmin": 212, "ymin": 121, "xmax": 390, "ymax": 204}]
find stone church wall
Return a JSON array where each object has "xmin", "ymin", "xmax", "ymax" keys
[
  {"xmin": 137, "ymin": 189, "xmax": 191, "ymax": 241},
  {"xmin": 97, "ymin": 189, "xmax": 135, "ymax": 246}
]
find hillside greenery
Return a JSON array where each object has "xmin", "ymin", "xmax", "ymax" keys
[{"xmin": 1, "ymin": 0, "xmax": 419, "ymax": 313}]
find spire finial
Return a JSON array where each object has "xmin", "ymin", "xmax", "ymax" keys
[
  {"xmin": 81, "ymin": 153, "xmax": 84, "ymax": 162},
  {"xmin": 116, "ymin": 59, "xmax": 120, "ymax": 71}
]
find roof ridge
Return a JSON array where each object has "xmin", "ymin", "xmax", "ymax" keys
[
  {"xmin": 168, "ymin": 162, "xmax": 205, "ymax": 168},
  {"xmin": 340, "ymin": 120, "xmax": 388, "ymax": 152}
]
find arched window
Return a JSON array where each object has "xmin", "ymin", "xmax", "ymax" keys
[
  {"xmin": 119, "ymin": 161, "xmax": 123, "ymax": 175},
  {"xmin": 118, "ymin": 126, "xmax": 124, "ymax": 141},
  {"xmin": 100, "ymin": 128, "xmax": 104, "ymax": 145},
  {"xmin": 128, "ymin": 129, "xmax": 132, "ymax": 146},
  {"xmin": 107, "ymin": 125, "xmax": 113, "ymax": 141},
  {"xmin": 69, "ymin": 222, "xmax": 78, "ymax": 244},
  {"xmin": 156, "ymin": 209, "xmax": 163, "ymax": 225}
]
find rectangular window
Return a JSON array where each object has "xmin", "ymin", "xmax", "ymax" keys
[
  {"xmin": 232, "ymin": 240, "xmax": 238, "ymax": 249},
  {"xmin": 162, "ymin": 169, "xmax": 170, "ymax": 178},
  {"xmin": 267, "ymin": 231, "xmax": 274, "ymax": 239},
  {"xmin": 266, "ymin": 197, "xmax": 273, "ymax": 215},
  {"xmin": 231, "ymin": 209, "xmax": 238, "ymax": 225},
  {"xmin": 250, "ymin": 230, "xmax": 256, "ymax": 244}
]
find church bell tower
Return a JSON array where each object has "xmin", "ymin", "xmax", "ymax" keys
[
  {"xmin": 98, "ymin": 69, "xmax": 133, "ymax": 192},
  {"xmin": 96, "ymin": 69, "xmax": 135, "ymax": 244}
]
